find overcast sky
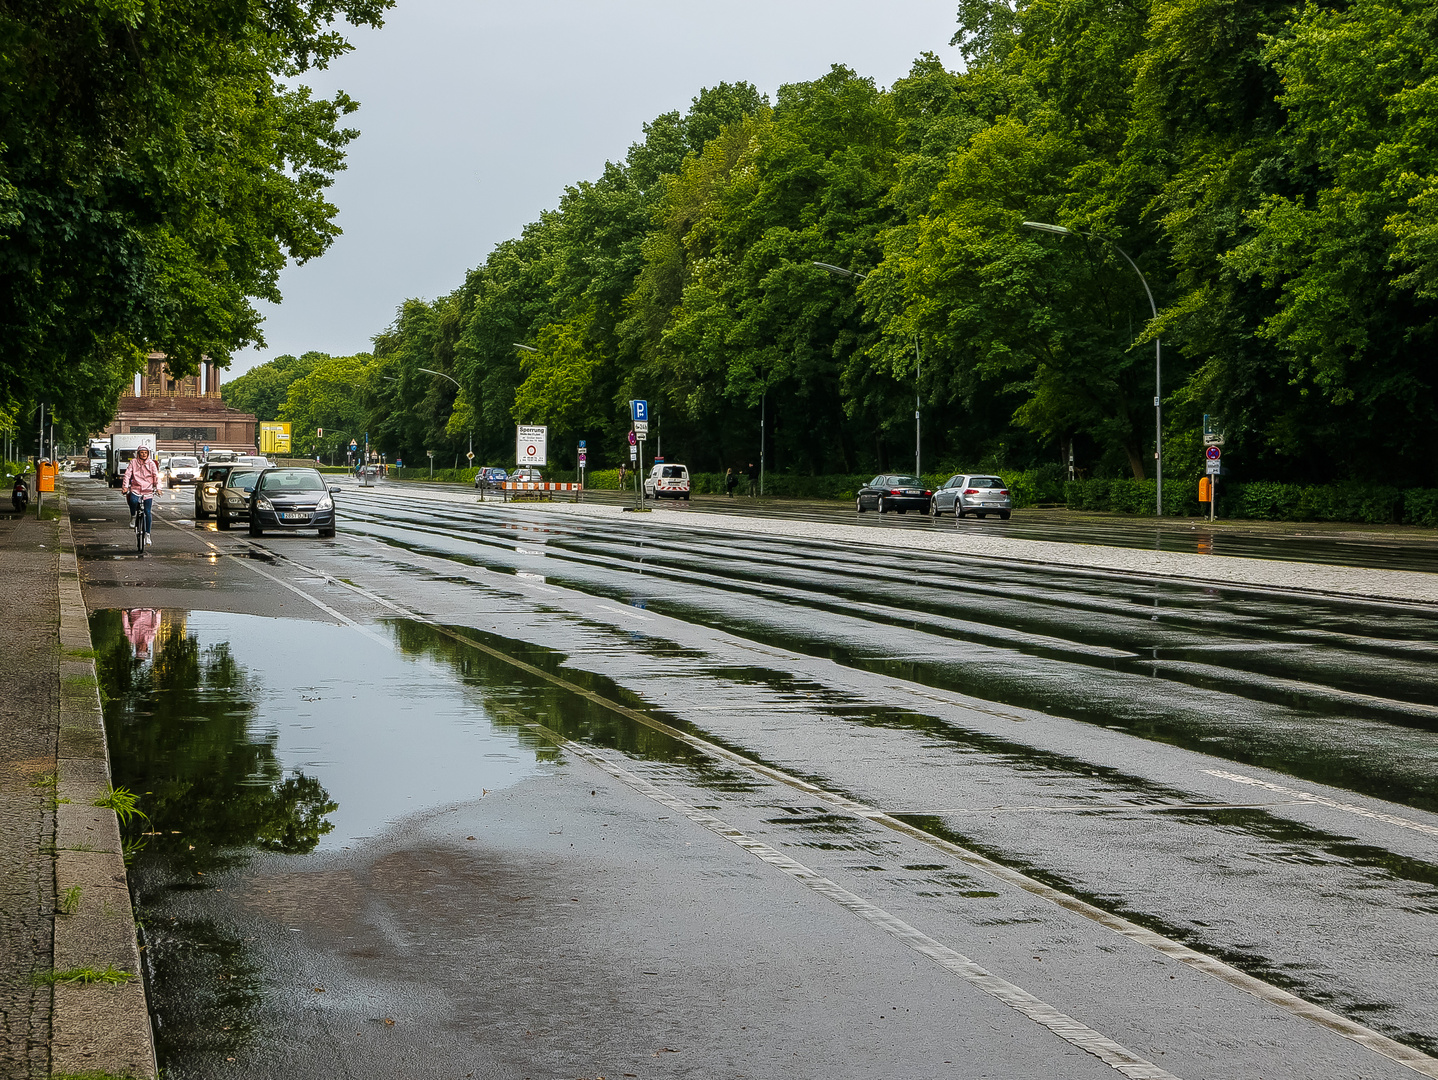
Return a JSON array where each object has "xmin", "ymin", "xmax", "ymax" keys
[{"xmin": 230, "ymin": 0, "xmax": 960, "ymax": 376}]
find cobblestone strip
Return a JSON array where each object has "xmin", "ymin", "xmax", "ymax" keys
[
  {"xmin": 530, "ymin": 499, "xmax": 1438, "ymax": 604},
  {"xmin": 0, "ymin": 503, "xmax": 58, "ymax": 1080},
  {"xmin": 51, "ymin": 481, "xmax": 157, "ymax": 1078}
]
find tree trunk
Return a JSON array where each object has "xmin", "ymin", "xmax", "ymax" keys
[{"xmin": 1124, "ymin": 441, "xmax": 1147, "ymax": 480}]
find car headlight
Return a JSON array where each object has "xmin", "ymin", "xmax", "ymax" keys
[
  {"xmin": 316, "ymin": 494, "xmax": 333, "ymax": 510},
  {"xmin": 256, "ymin": 496, "xmax": 274, "ymax": 511}
]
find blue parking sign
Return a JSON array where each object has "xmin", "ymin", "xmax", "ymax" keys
[{"xmin": 630, "ymin": 399, "xmax": 648, "ymax": 423}]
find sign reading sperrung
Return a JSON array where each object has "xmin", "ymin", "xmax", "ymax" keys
[{"xmin": 516, "ymin": 424, "xmax": 548, "ymax": 466}]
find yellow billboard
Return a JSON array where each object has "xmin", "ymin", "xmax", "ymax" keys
[{"xmin": 259, "ymin": 422, "xmax": 291, "ymax": 454}]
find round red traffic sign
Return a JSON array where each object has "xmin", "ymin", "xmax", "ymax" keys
[
  {"xmin": 627, "ymin": 431, "xmax": 637, "ymax": 446},
  {"xmin": 525, "ymin": 444, "xmax": 537, "ymax": 457},
  {"xmin": 1205, "ymin": 446, "xmax": 1221, "ymax": 460}
]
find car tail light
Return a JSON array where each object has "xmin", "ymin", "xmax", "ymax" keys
[
  {"xmin": 890, "ymin": 488, "xmax": 904, "ymax": 495},
  {"xmin": 998, "ymin": 489, "xmax": 1009, "ymax": 495},
  {"xmin": 964, "ymin": 488, "xmax": 980, "ymax": 494}
]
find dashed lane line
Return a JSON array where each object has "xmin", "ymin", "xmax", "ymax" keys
[
  {"xmin": 535, "ymin": 725, "xmax": 1184, "ymax": 1080},
  {"xmin": 1207, "ymin": 769, "xmax": 1438, "ymax": 840}
]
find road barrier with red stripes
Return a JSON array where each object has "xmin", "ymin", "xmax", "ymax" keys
[{"xmin": 498, "ymin": 481, "xmax": 583, "ymax": 503}]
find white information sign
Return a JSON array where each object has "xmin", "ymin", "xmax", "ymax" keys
[
  {"xmin": 1205, "ymin": 459, "xmax": 1221, "ymax": 475},
  {"xmin": 633, "ymin": 420, "xmax": 649, "ymax": 435},
  {"xmin": 516, "ymin": 424, "xmax": 548, "ymax": 466}
]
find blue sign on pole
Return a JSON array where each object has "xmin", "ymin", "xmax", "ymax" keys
[
  {"xmin": 578, "ymin": 440, "xmax": 586, "ymax": 448},
  {"xmin": 630, "ymin": 400, "xmax": 648, "ymax": 423}
]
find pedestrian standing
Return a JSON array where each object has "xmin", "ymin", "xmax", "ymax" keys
[
  {"xmin": 747, "ymin": 460, "xmax": 759, "ymax": 497},
  {"xmin": 725, "ymin": 467, "xmax": 737, "ymax": 497},
  {"xmin": 618, "ymin": 463, "xmax": 627, "ymax": 490}
]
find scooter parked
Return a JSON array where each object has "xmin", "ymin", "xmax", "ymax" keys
[{"xmin": 11, "ymin": 475, "xmax": 29, "ymax": 514}]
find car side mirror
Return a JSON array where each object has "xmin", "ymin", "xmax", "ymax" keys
[{"xmin": 328, "ymin": 485, "xmax": 341, "ymax": 494}]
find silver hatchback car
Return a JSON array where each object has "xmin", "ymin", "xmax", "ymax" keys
[{"xmin": 931, "ymin": 474, "xmax": 1012, "ymax": 519}]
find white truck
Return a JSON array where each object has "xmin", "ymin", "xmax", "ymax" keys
[
  {"xmin": 87, "ymin": 437, "xmax": 110, "ymax": 478},
  {"xmin": 108, "ymin": 433, "xmax": 157, "ymax": 488}
]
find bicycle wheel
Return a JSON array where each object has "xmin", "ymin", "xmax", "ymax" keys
[{"xmin": 135, "ymin": 514, "xmax": 145, "ymax": 556}]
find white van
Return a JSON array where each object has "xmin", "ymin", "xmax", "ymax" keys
[
  {"xmin": 108, "ymin": 433, "xmax": 157, "ymax": 488},
  {"xmin": 644, "ymin": 462, "xmax": 691, "ymax": 501}
]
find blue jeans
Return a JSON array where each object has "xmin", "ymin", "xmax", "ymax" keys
[{"xmin": 127, "ymin": 492, "xmax": 153, "ymax": 534}]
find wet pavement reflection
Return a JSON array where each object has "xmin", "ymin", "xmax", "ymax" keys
[
  {"xmin": 91, "ymin": 610, "xmax": 762, "ymax": 1075},
  {"xmin": 338, "ymin": 496, "xmax": 1438, "ymax": 813}
]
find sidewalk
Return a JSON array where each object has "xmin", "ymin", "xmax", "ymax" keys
[{"xmin": 0, "ymin": 481, "xmax": 155, "ymax": 1079}]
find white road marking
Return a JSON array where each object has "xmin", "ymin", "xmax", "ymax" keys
[
  {"xmin": 1206, "ymin": 769, "xmax": 1438, "ymax": 840},
  {"xmin": 598, "ymin": 605, "xmax": 652, "ymax": 621},
  {"xmin": 538, "ymin": 726, "xmax": 1184, "ymax": 1080}
]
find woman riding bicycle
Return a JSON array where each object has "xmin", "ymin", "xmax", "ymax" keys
[{"xmin": 122, "ymin": 445, "xmax": 161, "ymax": 547}]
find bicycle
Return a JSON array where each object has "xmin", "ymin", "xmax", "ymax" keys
[{"xmin": 129, "ymin": 495, "xmax": 152, "ymax": 557}]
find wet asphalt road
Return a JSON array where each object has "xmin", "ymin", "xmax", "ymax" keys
[{"xmin": 69, "ymin": 476, "xmax": 1438, "ymax": 1080}]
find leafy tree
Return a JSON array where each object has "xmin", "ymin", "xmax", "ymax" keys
[
  {"xmin": 0, "ymin": 0, "xmax": 391, "ymax": 440},
  {"xmin": 276, "ymin": 353, "xmax": 374, "ymax": 457},
  {"xmin": 222, "ymin": 352, "xmax": 328, "ymax": 420}
]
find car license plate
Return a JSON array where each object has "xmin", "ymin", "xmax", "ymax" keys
[
  {"xmin": 281, "ymin": 512, "xmax": 308, "ymax": 520},
  {"xmin": 904, "ymin": 489, "xmax": 919, "ymax": 495}
]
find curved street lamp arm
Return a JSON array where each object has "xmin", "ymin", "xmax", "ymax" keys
[
  {"xmin": 1022, "ymin": 219, "xmax": 1163, "ymax": 514},
  {"xmin": 812, "ymin": 261, "xmax": 868, "ymax": 281},
  {"xmin": 416, "ymin": 367, "xmax": 461, "ymax": 390}
]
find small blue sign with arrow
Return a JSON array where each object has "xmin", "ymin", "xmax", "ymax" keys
[{"xmin": 630, "ymin": 400, "xmax": 648, "ymax": 423}]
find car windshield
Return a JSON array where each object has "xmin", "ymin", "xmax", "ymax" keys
[
  {"xmin": 226, "ymin": 471, "xmax": 260, "ymax": 492},
  {"xmin": 890, "ymin": 475, "xmax": 923, "ymax": 487},
  {"xmin": 206, "ymin": 466, "xmax": 233, "ymax": 483},
  {"xmin": 970, "ymin": 477, "xmax": 1005, "ymax": 489},
  {"xmin": 660, "ymin": 466, "xmax": 686, "ymax": 478},
  {"xmin": 258, "ymin": 469, "xmax": 325, "ymax": 493},
  {"xmin": 171, "ymin": 457, "xmax": 199, "ymax": 468}
]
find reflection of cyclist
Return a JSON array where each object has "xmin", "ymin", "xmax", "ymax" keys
[
  {"xmin": 121, "ymin": 608, "xmax": 160, "ymax": 658},
  {"xmin": 122, "ymin": 445, "xmax": 160, "ymax": 547}
]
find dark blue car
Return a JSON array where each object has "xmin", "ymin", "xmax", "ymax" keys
[{"xmin": 248, "ymin": 468, "xmax": 338, "ymax": 538}]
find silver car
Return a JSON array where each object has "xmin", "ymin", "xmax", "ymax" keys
[{"xmin": 930, "ymin": 474, "xmax": 1012, "ymax": 519}]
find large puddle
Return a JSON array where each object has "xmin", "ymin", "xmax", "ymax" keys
[
  {"xmin": 90, "ymin": 608, "xmax": 735, "ymax": 1075},
  {"xmin": 93, "ymin": 609, "xmax": 547, "ymax": 852}
]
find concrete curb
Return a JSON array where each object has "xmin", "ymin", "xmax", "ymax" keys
[{"xmin": 52, "ymin": 481, "xmax": 157, "ymax": 1078}]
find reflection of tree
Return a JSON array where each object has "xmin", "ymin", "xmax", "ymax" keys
[
  {"xmin": 92, "ymin": 611, "xmax": 337, "ymax": 873},
  {"xmin": 385, "ymin": 619, "xmax": 762, "ymax": 791}
]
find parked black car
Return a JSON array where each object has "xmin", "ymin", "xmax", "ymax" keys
[
  {"xmin": 247, "ymin": 468, "xmax": 338, "ymax": 538},
  {"xmin": 855, "ymin": 475, "xmax": 933, "ymax": 514}
]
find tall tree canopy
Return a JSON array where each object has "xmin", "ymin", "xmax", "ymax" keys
[
  {"xmin": 218, "ymin": 3, "xmax": 1438, "ymax": 488},
  {"xmin": 0, "ymin": 0, "xmax": 390, "ymax": 444}
]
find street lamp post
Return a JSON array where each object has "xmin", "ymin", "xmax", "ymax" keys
[
  {"xmin": 1021, "ymin": 221, "xmax": 1163, "ymax": 516},
  {"xmin": 416, "ymin": 367, "xmax": 471, "ymax": 466},
  {"xmin": 813, "ymin": 262, "xmax": 923, "ymax": 478}
]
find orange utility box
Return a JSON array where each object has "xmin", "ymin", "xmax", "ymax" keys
[
  {"xmin": 1198, "ymin": 476, "xmax": 1212, "ymax": 503},
  {"xmin": 36, "ymin": 460, "xmax": 58, "ymax": 493}
]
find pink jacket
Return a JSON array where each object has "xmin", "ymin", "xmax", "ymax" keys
[{"xmin": 123, "ymin": 455, "xmax": 161, "ymax": 498}]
